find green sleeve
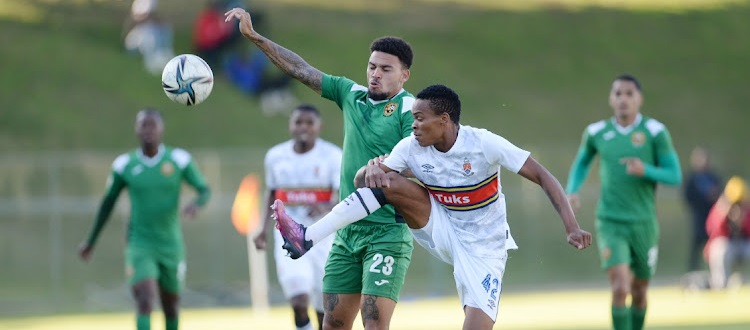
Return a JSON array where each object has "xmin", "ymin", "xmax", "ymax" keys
[
  {"xmin": 643, "ymin": 129, "xmax": 682, "ymax": 185},
  {"xmin": 321, "ymin": 74, "xmax": 355, "ymax": 109},
  {"xmin": 565, "ymin": 130, "xmax": 597, "ymax": 194},
  {"xmin": 400, "ymin": 109, "xmax": 414, "ymax": 138},
  {"xmin": 183, "ymin": 160, "xmax": 211, "ymax": 206},
  {"xmin": 85, "ymin": 172, "xmax": 126, "ymax": 246}
]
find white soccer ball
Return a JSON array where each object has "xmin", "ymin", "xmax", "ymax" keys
[{"xmin": 161, "ymin": 54, "xmax": 214, "ymax": 106}]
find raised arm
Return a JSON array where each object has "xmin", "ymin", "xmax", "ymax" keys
[
  {"xmin": 517, "ymin": 156, "xmax": 592, "ymax": 250},
  {"xmin": 225, "ymin": 8, "xmax": 325, "ymax": 94}
]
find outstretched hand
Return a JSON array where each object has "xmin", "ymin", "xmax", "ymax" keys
[
  {"xmin": 78, "ymin": 242, "xmax": 93, "ymax": 262},
  {"xmin": 253, "ymin": 232, "xmax": 267, "ymax": 250},
  {"xmin": 566, "ymin": 228, "xmax": 592, "ymax": 250},
  {"xmin": 224, "ymin": 8, "xmax": 256, "ymax": 39}
]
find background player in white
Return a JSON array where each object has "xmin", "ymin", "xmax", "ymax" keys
[
  {"xmin": 254, "ymin": 104, "xmax": 342, "ymax": 330},
  {"xmin": 273, "ymin": 84, "xmax": 592, "ymax": 329}
]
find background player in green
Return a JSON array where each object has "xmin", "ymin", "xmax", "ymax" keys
[
  {"xmin": 226, "ymin": 8, "xmax": 415, "ymax": 330},
  {"xmin": 78, "ymin": 109, "xmax": 211, "ymax": 330},
  {"xmin": 565, "ymin": 74, "xmax": 682, "ymax": 330}
]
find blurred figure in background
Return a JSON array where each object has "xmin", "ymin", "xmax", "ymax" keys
[
  {"xmin": 254, "ymin": 104, "xmax": 342, "ymax": 330},
  {"xmin": 197, "ymin": 0, "xmax": 295, "ymax": 114},
  {"xmin": 682, "ymin": 146, "xmax": 722, "ymax": 272},
  {"xmin": 123, "ymin": 0, "xmax": 175, "ymax": 75},
  {"xmin": 78, "ymin": 109, "xmax": 211, "ymax": 330},
  {"xmin": 705, "ymin": 176, "xmax": 750, "ymax": 290},
  {"xmin": 193, "ymin": 0, "xmax": 245, "ymax": 68},
  {"xmin": 566, "ymin": 74, "xmax": 682, "ymax": 330}
]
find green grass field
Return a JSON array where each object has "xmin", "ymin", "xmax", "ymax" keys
[{"xmin": 1, "ymin": 286, "xmax": 747, "ymax": 330}]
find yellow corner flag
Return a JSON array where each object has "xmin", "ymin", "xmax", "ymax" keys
[{"xmin": 231, "ymin": 174, "xmax": 261, "ymax": 236}]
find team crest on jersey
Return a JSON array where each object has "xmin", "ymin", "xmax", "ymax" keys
[
  {"xmin": 631, "ymin": 131, "xmax": 646, "ymax": 147},
  {"xmin": 462, "ymin": 158, "xmax": 474, "ymax": 176},
  {"xmin": 161, "ymin": 162, "xmax": 174, "ymax": 176},
  {"xmin": 383, "ymin": 102, "xmax": 398, "ymax": 116}
]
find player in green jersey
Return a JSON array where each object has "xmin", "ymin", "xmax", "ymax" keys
[
  {"xmin": 565, "ymin": 75, "xmax": 682, "ymax": 330},
  {"xmin": 226, "ymin": 8, "xmax": 415, "ymax": 330},
  {"xmin": 78, "ymin": 109, "xmax": 211, "ymax": 330}
]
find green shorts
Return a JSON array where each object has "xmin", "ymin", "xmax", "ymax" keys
[
  {"xmin": 596, "ymin": 218, "xmax": 659, "ymax": 279},
  {"xmin": 125, "ymin": 246, "xmax": 185, "ymax": 293},
  {"xmin": 323, "ymin": 222, "xmax": 413, "ymax": 302}
]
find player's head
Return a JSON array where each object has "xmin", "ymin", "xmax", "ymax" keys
[
  {"xmin": 367, "ymin": 36, "xmax": 413, "ymax": 101},
  {"xmin": 609, "ymin": 74, "xmax": 643, "ymax": 119},
  {"xmin": 289, "ymin": 103, "xmax": 321, "ymax": 146},
  {"xmin": 411, "ymin": 84, "xmax": 461, "ymax": 147},
  {"xmin": 690, "ymin": 146, "xmax": 710, "ymax": 171},
  {"xmin": 135, "ymin": 108, "xmax": 164, "ymax": 147}
]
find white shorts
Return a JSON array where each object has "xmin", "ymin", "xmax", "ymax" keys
[
  {"xmin": 273, "ymin": 228, "xmax": 333, "ymax": 312},
  {"xmin": 410, "ymin": 195, "xmax": 508, "ymax": 322}
]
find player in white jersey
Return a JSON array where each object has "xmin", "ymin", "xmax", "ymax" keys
[
  {"xmin": 254, "ymin": 104, "xmax": 342, "ymax": 330},
  {"xmin": 273, "ymin": 85, "xmax": 591, "ymax": 329}
]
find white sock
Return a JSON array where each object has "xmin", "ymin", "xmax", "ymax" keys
[
  {"xmin": 296, "ymin": 320, "xmax": 313, "ymax": 330},
  {"xmin": 305, "ymin": 188, "xmax": 384, "ymax": 244}
]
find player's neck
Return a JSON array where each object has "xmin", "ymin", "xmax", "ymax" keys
[
  {"xmin": 615, "ymin": 113, "xmax": 638, "ymax": 127},
  {"xmin": 140, "ymin": 144, "xmax": 160, "ymax": 157},
  {"xmin": 294, "ymin": 140, "xmax": 315, "ymax": 154},
  {"xmin": 434, "ymin": 124, "xmax": 459, "ymax": 153}
]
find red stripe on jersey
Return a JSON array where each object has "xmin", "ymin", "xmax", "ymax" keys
[
  {"xmin": 424, "ymin": 174, "xmax": 499, "ymax": 211},
  {"xmin": 275, "ymin": 188, "xmax": 333, "ymax": 205}
]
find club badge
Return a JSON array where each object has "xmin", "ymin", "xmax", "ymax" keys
[
  {"xmin": 161, "ymin": 162, "xmax": 174, "ymax": 176},
  {"xmin": 384, "ymin": 102, "xmax": 398, "ymax": 116}
]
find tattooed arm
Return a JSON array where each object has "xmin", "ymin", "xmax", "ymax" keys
[
  {"xmin": 517, "ymin": 156, "xmax": 592, "ymax": 250},
  {"xmin": 225, "ymin": 8, "xmax": 324, "ymax": 94}
]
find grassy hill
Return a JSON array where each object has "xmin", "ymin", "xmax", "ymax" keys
[{"xmin": 1, "ymin": 0, "xmax": 749, "ymax": 174}]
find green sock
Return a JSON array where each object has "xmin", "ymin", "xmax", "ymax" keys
[
  {"xmin": 631, "ymin": 306, "xmax": 646, "ymax": 330},
  {"xmin": 612, "ymin": 306, "xmax": 631, "ymax": 330},
  {"xmin": 136, "ymin": 314, "xmax": 150, "ymax": 330},
  {"xmin": 166, "ymin": 317, "xmax": 178, "ymax": 330}
]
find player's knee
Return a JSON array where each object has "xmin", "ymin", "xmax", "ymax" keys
[
  {"xmin": 383, "ymin": 172, "xmax": 426, "ymax": 201},
  {"xmin": 611, "ymin": 282, "xmax": 631, "ymax": 300}
]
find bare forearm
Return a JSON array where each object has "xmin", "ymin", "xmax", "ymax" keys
[
  {"xmin": 245, "ymin": 33, "xmax": 324, "ymax": 93},
  {"xmin": 541, "ymin": 172, "xmax": 580, "ymax": 233}
]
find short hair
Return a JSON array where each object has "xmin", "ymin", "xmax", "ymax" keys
[
  {"xmin": 292, "ymin": 103, "xmax": 320, "ymax": 117},
  {"xmin": 370, "ymin": 36, "xmax": 413, "ymax": 69},
  {"xmin": 613, "ymin": 74, "xmax": 642, "ymax": 91},
  {"xmin": 416, "ymin": 84, "xmax": 461, "ymax": 124},
  {"xmin": 136, "ymin": 107, "xmax": 163, "ymax": 121}
]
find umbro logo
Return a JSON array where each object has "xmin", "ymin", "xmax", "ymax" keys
[
  {"xmin": 421, "ymin": 164, "xmax": 434, "ymax": 173},
  {"xmin": 131, "ymin": 165, "xmax": 143, "ymax": 176},
  {"xmin": 374, "ymin": 280, "xmax": 390, "ymax": 286},
  {"xmin": 603, "ymin": 131, "xmax": 616, "ymax": 141}
]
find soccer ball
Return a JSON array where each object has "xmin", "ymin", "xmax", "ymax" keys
[{"xmin": 161, "ymin": 54, "xmax": 214, "ymax": 106}]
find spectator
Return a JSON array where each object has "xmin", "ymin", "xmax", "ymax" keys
[
  {"xmin": 682, "ymin": 147, "xmax": 723, "ymax": 271},
  {"xmin": 193, "ymin": 0, "xmax": 245, "ymax": 68},
  {"xmin": 123, "ymin": 0, "xmax": 175, "ymax": 75},
  {"xmin": 704, "ymin": 176, "xmax": 750, "ymax": 290}
]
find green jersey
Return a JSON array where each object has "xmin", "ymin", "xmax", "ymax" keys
[
  {"xmin": 566, "ymin": 114, "xmax": 681, "ymax": 222},
  {"xmin": 86, "ymin": 145, "xmax": 211, "ymax": 252},
  {"xmin": 321, "ymin": 74, "xmax": 414, "ymax": 224}
]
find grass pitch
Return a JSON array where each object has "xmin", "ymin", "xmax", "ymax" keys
[{"xmin": 1, "ymin": 286, "xmax": 747, "ymax": 330}]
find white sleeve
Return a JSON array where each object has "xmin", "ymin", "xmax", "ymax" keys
[
  {"xmin": 263, "ymin": 149, "xmax": 277, "ymax": 189},
  {"xmin": 382, "ymin": 136, "xmax": 412, "ymax": 173},
  {"xmin": 481, "ymin": 130, "xmax": 530, "ymax": 174}
]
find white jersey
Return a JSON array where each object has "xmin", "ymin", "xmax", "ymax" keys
[
  {"xmin": 383, "ymin": 125, "xmax": 530, "ymax": 258},
  {"xmin": 264, "ymin": 138, "xmax": 343, "ymax": 226}
]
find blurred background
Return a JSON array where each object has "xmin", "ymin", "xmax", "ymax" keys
[{"xmin": 1, "ymin": 0, "xmax": 749, "ymax": 325}]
